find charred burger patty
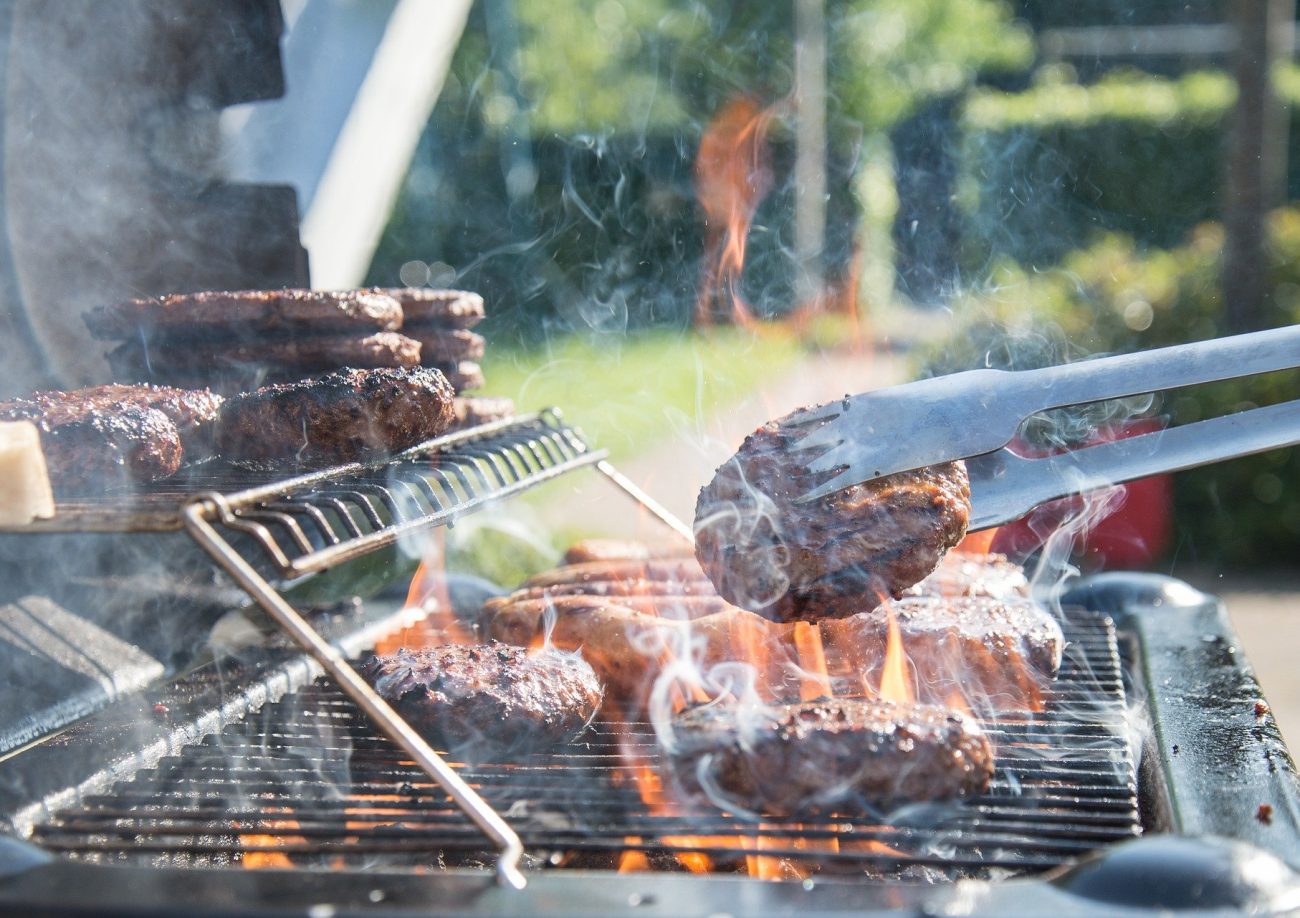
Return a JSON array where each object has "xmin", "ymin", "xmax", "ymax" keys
[
  {"xmin": 215, "ymin": 366, "xmax": 455, "ymax": 465},
  {"xmin": 694, "ymin": 407, "xmax": 972, "ymax": 622},
  {"xmin": 668, "ymin": 698, "xmax": 993, "ymax": 816},
  {"xmin": 362, "ymin": 642, "xmax": 603, "ymax": 754},
  {"xmin": 0, "ymin": 383, "xmax": 224, "ymax": 493}
]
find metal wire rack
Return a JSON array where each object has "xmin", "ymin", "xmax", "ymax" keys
[
  {"xmin": 32, "ymin": 610, "xmax": 1137, "ymax": 878},
  {"xmin": 175, "ymin": 409, "xmax": 691, "ymax": 888},
  {"xmin": 190, "ymin": 410, "xmax": 611, "ymax": 579}
]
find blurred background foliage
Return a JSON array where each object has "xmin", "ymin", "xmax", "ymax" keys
[
  {"xmin": 367, "ymin": 0, "xmax": 1300, "ymax": 569},
  {"xmin": 368, "ymin": 0, "xmax": 1032, "ymax": 341},
  {"xmin": 922, "ymin": 208, "xmax": 1300, "ymax": 567}
]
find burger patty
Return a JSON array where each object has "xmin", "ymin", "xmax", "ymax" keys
[
  {"xmin": 694, "ymin": 406, "xmax": 972, "ymax": 623},
  {"xmin": 667, "ymin": 698, "xmax": 993, "ymax": 816},
  {"xmin": 822, "ymin": 596, "xmax": 1064, "ymax": 711},
  {"xmin": 86, "ymin": 288, "xmax": 403, "ymax": 339},
  {"xmin": 408, "ymin": 329, "xmax": 485, "ymax": 363},
  {"xmin": 0, "ymin": 383, "xmax": 225, "ymax": 493},
  {"xmin": 429, "ymin": 360, "xmax": 485, "ymax": 392},
  {"xmin": 108, "ymin": 331, "xmax": 424, "ymax": 376},
  {"xmin": 374, "ymin": 288, "xmax": 485, "ymax": 328},
  {"xmin": 901, "ymin": 552, "xmax": 1031, "ymax": 601},
  {"xmin": 451, "ymin": 396, "xmax": 515, "ymax": 431},
  {"xmin": 361, "ymin": 641, "xmax": 603, "ymax": 753},
  {"xmin": 215, "ymin": 366, "xmax": 455, "ymax": 465}
]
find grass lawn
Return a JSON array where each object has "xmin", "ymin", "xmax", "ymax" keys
[{"xmin": 477, "ymin": 326, "xmax": 804, "ymax": 462}]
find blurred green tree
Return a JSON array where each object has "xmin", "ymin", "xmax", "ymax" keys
[{"xmin": 369, "ymin": 0, "xmax": 1032, "ymax": 337}]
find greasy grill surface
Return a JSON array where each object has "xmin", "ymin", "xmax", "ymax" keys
[{"xmin": 32, "ymin": 610, "xmax": 1137, "ymax": 878}]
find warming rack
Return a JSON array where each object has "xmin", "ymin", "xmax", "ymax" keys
[
  {"xmin": 175, "ymin": 408, "xmax": 699, "ymax": 889},
  {"xmin": 5, "ymin": 409, "xmax": 691, "ymax": 888}
]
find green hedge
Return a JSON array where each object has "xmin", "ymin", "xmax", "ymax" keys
[
  {"xmin": 925, "ymin": 209, "xmax": 1300, "ymax": 568},
  {"xmin": 959, "ymin": 67, "xmax": 1300, "ymax": 269}
]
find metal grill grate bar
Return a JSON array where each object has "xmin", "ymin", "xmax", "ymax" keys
[{"xmin": 34, "ymin": 609, "xmax": 1139, "ymax": 880}]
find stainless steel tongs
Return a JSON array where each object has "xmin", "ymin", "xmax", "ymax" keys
[{"xmin": 790, "ymin": 325, "xmax": 1300, "ymax": 530}]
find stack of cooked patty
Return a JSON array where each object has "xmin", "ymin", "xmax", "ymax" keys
[{"xmin": 83, "ymin": 287, "xmax": 515, "ymax": 427}]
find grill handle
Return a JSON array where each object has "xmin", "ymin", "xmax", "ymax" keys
[{"xmin": 182, "ymin": 493, "xmax": 528, "ymax": 890}]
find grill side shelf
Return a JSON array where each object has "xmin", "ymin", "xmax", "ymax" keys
[{"xmin": 1062, "ymin": 573, "xmax": 1300, "ymax": 869}]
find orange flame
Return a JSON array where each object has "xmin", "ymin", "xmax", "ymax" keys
[
  {"xmin": 792, "ymin": 621, "xmax": 832, "ymax": 701},
  {"xmin": 878, "ymin": 606, "xmax": 914, "ymax": 705},
  {"xmin": 945, "ymin": 688, "xmax": 974, "ymax": 718},
  {"xmin": 381, "ymin": 531, "xmax": 476, "ymax": 653},
  {"xmin": 954, "ymin": 528, "xmax": 999, "ymax": 555},
  {"xmin": 237, "ymin": 807, "xmax": 304, "ymax": 870},
  {"xmin": 618, "ymin": 844, "xmax": 652, "ymax": 873},
  {"xmin": 695, "ymin": 96, "xmax": 775, "ymax": 327}
]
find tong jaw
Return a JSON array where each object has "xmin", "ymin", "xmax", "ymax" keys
[{"xmin": 791, "ymin": 368, "xmax": 1024, "ymax": 503}]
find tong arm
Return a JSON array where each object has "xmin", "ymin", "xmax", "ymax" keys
[
  {"xmin": 1027, "ymin": 323, "xmax": 1300, "ymax": 412},
  {"xmin": 798, "ymin": 324, "xmax": 1300, "ymax": 501},
  {"xmin": 967, "ymin": 398, "xmax": 1300, "ymax": 531}
]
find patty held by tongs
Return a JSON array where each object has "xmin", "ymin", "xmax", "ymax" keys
[{"xmin": 694, "ymin": 407, "xmax": 972, "ymax": 623}]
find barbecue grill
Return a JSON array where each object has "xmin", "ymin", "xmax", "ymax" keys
[
  {"xmin": 4, "ymin": 3, "xmax": 1300, "ymax": 915},
  {"xmin": 1, "ymin": 407, "xmax": 1300, "ymax": 916}
]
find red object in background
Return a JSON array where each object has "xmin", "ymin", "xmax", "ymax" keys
[{"xmin": 990, "ymin": 419, "xmax": 1174, "ymax": 570}]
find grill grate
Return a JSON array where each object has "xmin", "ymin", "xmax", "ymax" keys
[{"xmin": 32, "ymin": 610, "xmax": 1138, "ymax": 879}]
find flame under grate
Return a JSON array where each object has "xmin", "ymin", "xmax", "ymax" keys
[{"xmin": 32, "ymin": 610, "xmax": 1138, "ymax": 879}]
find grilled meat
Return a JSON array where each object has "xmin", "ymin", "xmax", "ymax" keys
[
  {"xmin": 667, "ymin": 698, "xmax": 993, "ymax": 816},
  {"xmin": 451, "ymin": 396, "xmax": 515, "ymax": 430},
  {"xmin": 0, "ymin": 404, "xmax": 180, "ymax": 494},
  {"xmin": 563, "ymin": 539, "xmax": 695, "ymax": 565},
  {"xmin": 901, "ymin": 552, "xmax": 1030, "ymax": 601},
  {"xmin": 215, "ymin": 366, "xmax": 455, "ymax": 465},
  {"xmin": 361, "ymin": 641, "xmax": 602, "ymax": 755},
  {"xmin": 0, "ymin": 383, "xmax": 226, "ymax": 493},
  {"xmin": 694, "ymin": 407, "xmax": 971, "ymax": 623},
  {"xmin": 86, "ymin": 288, "xmax": 403, "ymax": 339},
  {"xmin": 479, "ymin": 596, "xmax": 798, "ymax": 705},
  {"xmin": 524, "ymin": 558, "xmax": 709, "ymax": 590},
  {"xmin": 109, "ymin": 331, "xmax": 423, "ymax": 377},
  {"xmin": 486, "ymin": 550, "xmax": 1056, "ymax": 714},
  {"xmin": 429, "ymin": 360, "xmax": 485, "ymax": 392},
  {"xmin": 822, "ymin": 596, "xmax": 1064, "ymax": 712},
  {"xmin": 375, "ymin": 288, "xmax": 485, "ymax": 328},
  {"xmin": 489, "ymin": 579, "xmax": 719, "ymax": 607},
  {"xmin": 408, "ymin": 329, "xmax": 485, "ymax": 363}
]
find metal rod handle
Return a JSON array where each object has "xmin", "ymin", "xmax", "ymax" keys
[
  {"xmin": 594, "ymin": 460, "xmax": 695, "ymax": 543},
  {"xmin": 967, "ymin": 398, "xmax": 1300, "ymax": 530}
]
